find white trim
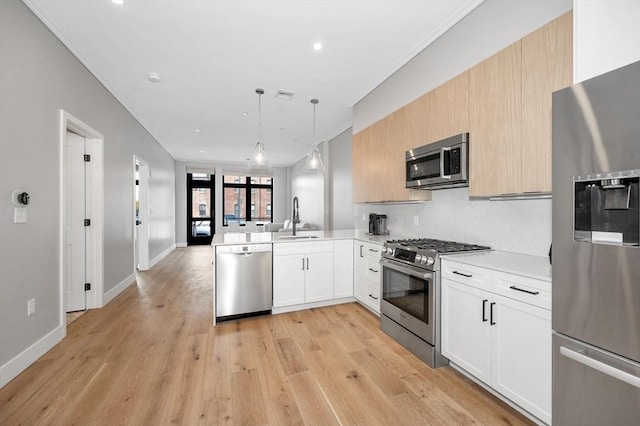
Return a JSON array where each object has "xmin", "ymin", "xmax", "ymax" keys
[
  {"xmin": 149, "ymin": 244, "xmax": 176, "ymax": 269},
  {"xmin": 0, "ymin": 325, "xmax": 65, "ymax": 388},
  {"xmin": 59, "ymin": 110, "xmax": 105, "ymax": 325},
  {"xmin": 271, "ymin": 297, "xmax": 356, "ymax": 315},
  {"xmin": 103, "ymin": 273, "xmax": 136, "ymax": 305},
  {"xmin": 176, "ymin": 242, "xmax": 188, "ymax": 248}
]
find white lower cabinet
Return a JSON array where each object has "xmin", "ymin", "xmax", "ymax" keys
[
  {"xmin": 441, "ymin": 259, "xmax": 551, "ymax": 425},
  {"xmin": 333, "ymin": 239, "xmax": 354, "ymax": 299},
  {"xmin": 273, "ymin": 241, "xmax": 334, "ymax": 308},
  {"xmin": 353, "ymin": 241, "xmax": 382, "ymax": 313}
]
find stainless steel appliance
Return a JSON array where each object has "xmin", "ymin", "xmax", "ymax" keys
[
  {"xmin": 380, "ymin": 238, "xmax": 490, "ymax": 368},
  {"xmin": 215, "ymin": 243, "xmax": 272, "ymax": 321},
  {"xmin": 406, "ymin": 133, "xmax": 469, "ymax": 190},
  {"xmin": 552, "ymin": 60, "xmax": 640, "ymax": 425},
  {"xmin": 369, "ymin": 213, "xmax": 388, "ymax": 235}
]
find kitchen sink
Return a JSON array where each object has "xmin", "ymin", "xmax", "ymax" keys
[{"xmin": 277, "ymin": 235, "xmax": 319, "ymax": 240}]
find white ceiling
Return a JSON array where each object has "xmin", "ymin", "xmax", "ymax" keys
[{"xmin": 23, "ymin": 0, "xmax": 483, "ymax": 167}]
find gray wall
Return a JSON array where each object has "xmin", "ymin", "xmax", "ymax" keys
[
  {"xmin": 0, "ymin": 0, "xmax": 175, "ymax": 369},
  {"xmin": 327, "ymin": 129, "xmax": 355, "ymax": 230},
  {"xmin": 350, "ymin": 0, "xmax": 571, "ymax": 257},
  {"xmin": 174, "ymin": 162, "xmax": 287, "ymax": 243}
]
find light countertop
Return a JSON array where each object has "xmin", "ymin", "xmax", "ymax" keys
[
  {"xmin": 211, "ymin": 229, "xmax": 395, "ymax": 246},
  {"xmin": 442, "ymin": 250, "xmax": 552, "ymax": 282}
]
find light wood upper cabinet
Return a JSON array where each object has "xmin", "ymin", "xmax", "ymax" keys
[
  {"xmin": 469, "ymin": 41, "xmax": 523, "ymax": 197},
  {"xmin": 521, "ymin": 11, "xmax": 573, "ymax": 193},
  {"xmin": 352, "ymin": 109, "xmax": 431, "ymax": 203},
  {"xmin": 425, "ymin": 71, "xmax": 470, "ymax": 144},
  {"xmin": 469, "ymin": 11, "xmax": 572, "ymax": 197},
  {"xmin": 353, "ymin": 12, "xmax": 571, "ymax": 201}
]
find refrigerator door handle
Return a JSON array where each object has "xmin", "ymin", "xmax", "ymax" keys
[{"xmin": 560, "ymin": 346, "xmax": 640, "ymax": 389}]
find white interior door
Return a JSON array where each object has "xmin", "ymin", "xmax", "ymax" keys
[
  {"xmin": 65, "ymin": 131, "xmax": 87, "ymax": 312},
  {"xmin": 136, "ymin": 159, "xmax": 150, "ymax": 271}
]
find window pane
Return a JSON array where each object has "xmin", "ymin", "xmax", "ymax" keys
[
  {"xmin": 256, "ymin": 177, "xmax": 272, "ymax": 185},
  {"xmin": 224, "ymin": 175, "xmax": 245, "ymax": 184},
  {"xmin": 191, "ymin": 188, "xmax": 211, "ymax": 218},
  {"xmin": 191, "ymin": 219, "xmax": 211, "ymax": 237},
  {"xmin": 192, "ymin": 173, "xmax": 210, "ymax": 181},
  {"xmin": 224, "ymin": 187, "xmax": 247, "ymax": 225},
  {"xmin": 252, "ymin": 187, "xmax": 272, "ymax": 223}
]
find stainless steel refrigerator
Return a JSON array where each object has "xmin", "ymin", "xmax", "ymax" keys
[{"xmin": 552, "ymin": 60, "xmax": 640, "ymax": 425}]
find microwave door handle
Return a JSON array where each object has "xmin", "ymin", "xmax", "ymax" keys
[{"xmin": 440, "ymin": 147, "xmax": 451, "ymax": 179}]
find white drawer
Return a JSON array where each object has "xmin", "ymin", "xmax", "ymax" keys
[
  {"xmin": 365, "ymin": 256, "xmax": 381, "ymax": 282},
  {"xmin": 441, "ymin": 260, "xmax": 491, "ymax": 292},
  {"xmin": 273, "ymin": 240, "xmax": 333, "ymax": 256},
  {"xmin": 364, "ymin": 244, "xmax": 382, "ymax": 259},
  {"xmin": 364, "ymin": 281, "xmax": 381, "ymax": 313},
  {"xmin": 492, "ymin": 271, "xmax": 551, "ymax": 310}
]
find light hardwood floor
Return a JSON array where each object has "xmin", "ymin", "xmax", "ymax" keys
[{"xmin": 0, "ymin": 246, "xmax": 533, "ymax": 425}]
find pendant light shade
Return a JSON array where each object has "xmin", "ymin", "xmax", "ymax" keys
[
  {"xmin": 304, "ymin": 98, "xmax": 325, "ymax": 172},
  {"xmin": 249, "ymin": 88, "xmax": 270, "ymax": 169}
]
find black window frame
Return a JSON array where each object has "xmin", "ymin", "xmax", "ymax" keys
[
  {"xmin": 187, "ymin": 172, "xmax": 215, "ymax": 245},
  {"xmin": 222, "ymin": 175, "xmax": 273, "ymax": 226}
]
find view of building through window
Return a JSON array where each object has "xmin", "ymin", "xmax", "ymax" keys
[{"xmin": 223, "ymin": 175, "xmax": 272, "ymax": 226}]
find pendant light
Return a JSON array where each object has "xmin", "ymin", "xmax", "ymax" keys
[
  {"xmin": 303, "ymin": 98, "xmax": 325, "ymax": 171},
  {"xmin": 249, "ymin": 88, "xmax": 270, "ymax": 169}
]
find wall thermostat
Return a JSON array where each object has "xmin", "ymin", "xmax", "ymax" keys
[{"xmin": 12, "ymin": 190, "xmax": 30, "ymax": 207}]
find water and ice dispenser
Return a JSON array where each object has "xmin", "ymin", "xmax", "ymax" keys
[{"xmin": 574, "ymin": 170, "xmax": 640, "ymax": 246}]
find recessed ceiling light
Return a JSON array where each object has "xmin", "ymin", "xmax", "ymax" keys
[
  {"xmin": 195, "ymin": 129, "xmax": 200, "ymax": 133},
  {"xmin": 147, "ymin": 73, "xmax": 161, "ymax": 83},
  {"xmin": 313, "ymin": 42, "xmax": 323, "ymax": 51},
  {"xmin": 242, "ymin": 112, "xmax": 248, "ymax": 117},
  {"xmin": 111, "ymin": 0, "xmax": 124, "ymax": 5},
  {"xmin": 199, "ymin": 150, "xmax": 205, "ymax": 153}
]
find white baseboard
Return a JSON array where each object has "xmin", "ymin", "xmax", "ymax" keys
[
  {"xmin": 103, "ymin": 273, "xmax": 136, "ymax": 305},
  {"xmin": 0, "ymin": 324, "xmax": 64, "ymax": 388},
  {"xmin": 271, "ymin": 297, "xmax": 356, "ymax": 315},
  {"xmin": 149, "ymin": 244, "xmax": 176, "ymax": 268},
  {"xmin": 176, "ymin": 242, "xmax": 187, "ymax": 248}
]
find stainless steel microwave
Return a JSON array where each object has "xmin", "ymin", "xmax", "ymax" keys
[{"xmin": 406, "ymin": 133, "xmax": 469, "ymax": 190}]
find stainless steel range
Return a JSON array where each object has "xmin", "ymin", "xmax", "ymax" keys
[{"xmin": 380, "ymin": 238, "xmax": 490, "ymax": 368}]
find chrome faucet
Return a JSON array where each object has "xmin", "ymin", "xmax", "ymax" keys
[{"xmin": 292, "ymin": 196, "xmax": 300, "ymax": 236}]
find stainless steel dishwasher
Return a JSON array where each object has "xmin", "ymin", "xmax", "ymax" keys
[{"xmin": 215, "ymin": 243, "xmax": 272, "ymax": 321}]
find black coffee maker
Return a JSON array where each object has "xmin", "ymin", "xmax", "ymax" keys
[{"xmin": 369, "ymin": 214, "xmax": 388, "ymax": 235}]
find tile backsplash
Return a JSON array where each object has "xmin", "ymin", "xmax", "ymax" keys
[{"xmin": 355, "ymin": 187, "xmax": 551, "ymax": 257}]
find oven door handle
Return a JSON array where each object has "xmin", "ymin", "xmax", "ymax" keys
[{"xmin": 380, "ymin": 258, "xmax": 433, "ymax": 280}]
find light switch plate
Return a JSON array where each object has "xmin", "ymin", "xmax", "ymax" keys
[
  {"xmin": 14, "ymin": 207, "xmax": 27, "ymax": 224},
  {"xmin": 413, "ymin": 215, "xmax": 419, "ymax": 226}
]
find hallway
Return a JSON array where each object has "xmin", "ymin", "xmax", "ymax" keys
[{"xmin": 0, "ymin": 246, "xmax": 530, "ymax": 425}]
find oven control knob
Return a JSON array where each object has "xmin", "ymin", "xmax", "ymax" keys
[
  {"xmin": 415, "ymin": 254, "xmax": 423, "ymax": 263},
  {"xmin": 425, "ymin": 256, "xmax": 435, "ymax": 266},
  {"xmin": 382, "ymin": 247, "xmax": 389, "ymax": 255}
]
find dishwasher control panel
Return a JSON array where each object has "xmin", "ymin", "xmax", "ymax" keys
[{"xmin": 216, "ymin": 243, "xmax": 273, "ymax": 254}]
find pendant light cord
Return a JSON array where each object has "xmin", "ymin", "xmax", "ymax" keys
[{"xmin": 311, "ymin": 98, "xmax": 319, "ymax": 147}]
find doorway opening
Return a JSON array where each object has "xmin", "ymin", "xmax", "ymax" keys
[
  {"xmin": 59, "ymin": 110, "xmax": 104, "ymax": 334},
  {"xmin": 187, "ymin": 172, "xmax": 215, "ymax": 245}
]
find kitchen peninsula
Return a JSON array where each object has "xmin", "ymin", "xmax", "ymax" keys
[{"xmin": 212, "ymin": 230, "xmax": 389, "ymax": 324}]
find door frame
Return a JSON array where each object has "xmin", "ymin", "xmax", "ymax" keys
[
  {"xmin": 59, "ymin": 110, "xmax": 104, "ymax": 333},
  {"xmin": 133, "ymin": 155, "xmax": 150, "ymax": 271}
]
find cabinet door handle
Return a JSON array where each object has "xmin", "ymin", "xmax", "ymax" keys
[
  {"xmin": 368, "ymin": 248, "xmax": 379, "ymax": 253},
  {"xmin": 360, "ymin": 245, "xmax": 364, "ymax": 257},
  {"xmin": 482, "ymin": 299, "xmax": 488, "ymax": 322},
  {"xmin": 368, "ymin": 294, "xmax": 379, "ymax": 300},
  {"xmin": 509, "ymin": 285, "xmax": 540, "ymax": 295},
  {"xmin": 490, "ymin": 302, "xmax": 496, "ymax": 325},
  {"xmin": 306, "ymin": 258, "xmax": 309, "ymax": 270},
  {"xmin": 368, "ymin": 268, "xmax": 379, "ymax": 273},
  {"xmin": 453, "ymin": 270, "xmax": 472, "ymax": 278},
  {"xmin": 302, "ymin": 258, "xmax": 305, "ymax": 271}
]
